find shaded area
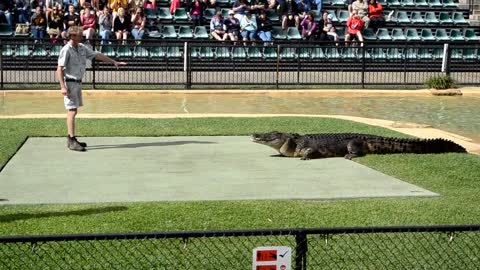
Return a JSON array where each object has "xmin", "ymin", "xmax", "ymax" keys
[{"xmin": 88, "ymin": 140, "xmax": 215, "ymax": 150}]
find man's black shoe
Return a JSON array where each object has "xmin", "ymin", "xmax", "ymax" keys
[
  {"xmin": 74, "ymin": 137, "xmax": 87, "ymax": 147},
  {"xmin": 67, "ymin": 136, "xmax": 86, "ymax": 151},
  {"xmin": 67, "ymin": 136, "xmax": 87, "ymax": 148}
]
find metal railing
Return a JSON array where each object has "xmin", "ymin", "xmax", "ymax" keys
[
  {"xmin": 1, "ymin": 225, "xmax": 479, "ymax": 269},
  {"xmin": 1, "ymin": 39, "xmax": 480, "ymax": 89}
]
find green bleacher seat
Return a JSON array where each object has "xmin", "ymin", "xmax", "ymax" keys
[
  {"xmin": 49, "ymin": 44, "xmax": 62, "ymax": 57},
  {"xmin": 325, "ymin": 47, "xmax": 341, "ymax": 59},
  {"xmin": 148, "ymin": 25, "xmax": 162, "ymax": 38},
  {"xmin": 272, "ymin": 26, "xmax": 287, "ymax": 40},
  {"xmin": 342, "ymin": 47, "xmax": 357, "ymax": 59},
  {"xmin": 194, "ymin": 26, "xmax": 209, "ymax": 39},
  {"xmin": 370, "ymin": 48, "xmax": 387, "ymax": 59},
  {"xmin": 2, "ymin": 44, "xmax": 13, "ymax": 57},
  {"xmin": 32, "ymin": 46, "xmax": 48, "ymax": 57},
  {"xmin": 405, "ymin": 28, "xmax": 421, "ymax": 41},
  {"xmin": 435, "ymin": 28, "xmax": 450, "ymax": 41},
  {"xmin": 174, "ymin": 8, "xmax": 189, "ymax": 21},
  {"xmin": 432, "ymin": 48, "xmax": 443, "ymax": 60},
  {"xmin": 462, "ymin": 48, "xmax": 477, "ymax": 60},
  {"xmin": 117, "ymin": 46, "xmax": 133, "ymax": 57},
  {"xmin": 424, "ymin": 11, "xmax": 439, "ymax": 24},
  {"xmin": 190, "ymin": 48, "xmax": 199, "ymax": 58},
  {"xmin": 232, "ymin": 47, "xmax": 247, "ymax": 59},
  {"xmin": 247, "ymin": 47, "xmax": 262, "ymax": 59},
  {"xmin": 464, "ymin": 29, "xmax": 480, "ymax": 41},
  {"xmin": 387, "ymin": 0, "xmax": 401, "ymax": 7},
  {"xmin": 144, "ymin": 8, "xmax": 157, "ymax": 20},
  {"xmin": 442, "ymin": 0, "xmax": 457, "ymax": 8},
  {"xmin": 450, "ymin": 48, "xmax": 462, "ymax": 59},
  {"xmin": 198, "ymin": 47, "xmax": 215, "ymax": 59},
  {"xmin": 401, "ymin": 0, "xmax": 416, "ymax": 7},
  {"xmin": 216, "ymin": 0, "xmax": 231, "ymax": 6},
  {"xmin": 420, "ymin": 28, "xmax": 436, "ymax": 41},
  {"xmin": 162, "ymin": 25, "xmax": 177, "ymax": 38},
  {"xmin": 449, "ymin": 29, "xmax": 464, "ymax": 41},
  {"xmin": 204, "ymin": 8, "xmax": 215, "ymax": 21},
  {"xmin": 439, "ymin": 12, "xmax": 454, "ymax": 24},
  {"xmin": 452, "ymin": 12, "xmax": 468, "ymax": 25},
  {"xmin": 326, "ymin": 10, "xmax": 339, "ymax": 23},
  {"xmin": 100, "ymin": 45, "xmax": 116, "ymax": 57},
  {"xmin": 279, "ymin": 47, "xmax": 296, "ymax": 59},
  {"xmin": 286, "ymin": 27, "xmax": 301, "ymax": 40},
  {"xmin": 376, "ymin": 28, "xmax": 392, "ymax": 40},
  {"xmin": 265, "ymin": 9, "xmax": 279, "ymax": 22},
  {"xmin": 391, "ymin": 28, "xmax": 407, "ymax": 41},
  {"xmin": 363, "ymin": 28, "xmax": 376, "ymax": 41},
  {"xmin": 298, "ymin": 47, "xmax": 311, "ymax": 59},
  {"xmin": 157, "ymin": 7, "xmax": 173, "ymax": 20},
  {"xmin": 133, "ymin": 46, "xmax": 149, "ymax": 58},
  {"xmin": 263, "ymin": 47, "xmax": 277, "ymax": 59},
  {"xmin": 178, "ymin": 25, "xmax": 193, "ymax": 39},
  {"xmin": 387, "ymin": 48, "xmax": 403, "ymax": 60},
  {"xmin": 0, "ymin": 24, "xmax": 13, "ymax": 36},
  {"xmin": 167, "ymin": 46, "xmax": 182, "ymax": 58},
  {"xmin": 418, "ymin": 48, "xmax": 432, "ymax": 59},
  {"xmin": 331, "ymin": 0, "xmax": 346, "ymax": 6},
  {"xmin": 150, "ymin": 46, "xmax": 166, "ymax": 58},
  {"xmin": 404, "ymin": 48, "xmax": 418, "ymax": 59},
  {"xmin": 428, "ymin": 0, "xmax": 443, "ymax": 7},
  {"xmin": 410, "ymin": 11, "xmax": 425, "ymax": 24},
  {"xmin": 396, "ymin": 11, "xmax": 410, "ymax": 24},
  {"xmin": 215, "ymin": 47, "xmax": 230, "ymax": 59},
  {"xmin": 337, "ymin": 10, "xmax": 349, "ymax": 23},
  {"xmin": 415, "ymin": 0, "xmax": 429, "ymax": 7},
  {"xmin": 311, "ymin": 47, "xmax": 325, "ymax": 59}
]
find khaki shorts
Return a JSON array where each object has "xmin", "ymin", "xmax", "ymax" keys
[{"xmin": 64, "ymin": 82, "xmax": 83, "ymax": 110}]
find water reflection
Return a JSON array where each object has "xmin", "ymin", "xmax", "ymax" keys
[{"xmin": 1, "ymin": 92, "xmax": 479, "ymax": 142}]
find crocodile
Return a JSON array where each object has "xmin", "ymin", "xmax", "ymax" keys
[{"xmin": 250, "ymin": 131, "xmax": 467, "ymax": 160}]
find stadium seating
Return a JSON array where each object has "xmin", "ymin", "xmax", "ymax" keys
[
  {"xmin": 194, "ymin": 26, "xmax": 209, "ymax": 39},
  {"xmin": 0, "ymin": 24, "xmax": 13, "ymax": 37}
]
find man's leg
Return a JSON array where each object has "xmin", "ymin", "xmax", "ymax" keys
[{"xmin": 67, "ymin": 108, "xmax": 77, "ymax": 138}]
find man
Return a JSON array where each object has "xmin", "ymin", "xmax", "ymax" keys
[
  {"xmin": 57, "ymin": 26, "xmax": 127, "ymax": 151},
  {"xmin": 351, "ymin": 0, "xmax": 369, "ymax": 29}
]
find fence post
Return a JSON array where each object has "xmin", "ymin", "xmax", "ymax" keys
[
  {"xmin": 184, "ymin": 41, "xmax": 191, "ymax": 89},
  {"xmin": 442, "ymin": 43, "xmax": 450, "ymax": 76},
  {"xmin": 0, "ymin": 39, "xmax": 3, "ymax": 90},
  {"xmin": 295, "ymin": 233, "xmax": 308, "ymax": 270},
  {"xmin": 92, "ymin": 39, "xmax": 96, "ymax": 89},
  {"xmin": 403, "ymin": 43, "xmax": 407, "ymax": 86},
  {"xmin": 361, "ymin": 43, "xmax": 366, "ymax": 89},
  {"xmin": 276, "ymin": 44, "xmax": 280, "ymax": 89}
]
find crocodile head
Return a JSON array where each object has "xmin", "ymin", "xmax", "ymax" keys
[{"xmin": 250, "ymin": 131, "xmax": 298, "ymax": 150}]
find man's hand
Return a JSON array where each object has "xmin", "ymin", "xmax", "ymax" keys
[
  {"xmin": 61, "ymin": 87, "xmax": 68, "ymax": 96},
  {"xmin": 113, "ymin": 61, "xmax": 127, "ymax": 68}
]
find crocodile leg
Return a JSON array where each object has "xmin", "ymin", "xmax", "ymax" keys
[{"xmin": 345, "ymin": 139, "xmax": 367, "ymax": 160}]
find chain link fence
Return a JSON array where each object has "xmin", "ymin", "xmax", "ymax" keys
[{"xmin": 1, "ymin": 225, "xmax": 479, "ymax": 269}]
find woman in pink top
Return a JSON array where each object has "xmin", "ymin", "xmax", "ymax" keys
[
  {"xmin": 170, "ymin": 0, "xmax": 181, "ymax": 14},
  {"xmin": 81, "ymin": 7, "xmax": 97, "ymax": 42},
  {"xmin": 188, "ymin": 0, "xmax": 205, "ymax": 27}
]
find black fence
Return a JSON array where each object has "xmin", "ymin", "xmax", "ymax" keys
[
  {"xmin": 1, "ymin": 38, "xmax": 480, "ymax": 89},
  {"xmin": 1, "ymin": 225, "xmax": 479, "ymax": 269}
]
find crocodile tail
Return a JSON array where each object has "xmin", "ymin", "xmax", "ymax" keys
[
  {"xmin": 421, "ymin": 139, "xmax": 467, "ymax": 153},
  {"xmin": 367, "ymin": 137, "xmax": 467, "ymax": 154}
]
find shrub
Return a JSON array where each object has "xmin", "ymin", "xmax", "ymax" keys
[{"xmin": 425, "ymin": 75, "xmax": 455, "ymax": 90}]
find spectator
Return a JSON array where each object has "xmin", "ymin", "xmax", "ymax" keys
[
  {"xmin": 187, "ymin": 0, "xmax": 205, "ymax": 28},
  {"xmin": 224, "ymin": 9, "xmax": 240, "ymax": 42},
  {"xmin": 281, "ymin": 0, "xmax": 297, "ymax": 30},
  {"xmin": 130, "ymin": 7, "xmax": 145, "ymax": 42},
  {"xmin": 256, "ymin": 10, "xmax": 272, "ymax": 44},
  {"xmin": 351, "ymin": 0, "xmax": 369, "ymax": 29},
  {"xmin": 0, "ymin": 0, "xmax": 14, "ymax": 26},
  {"xmin": 250, "ymin": 0, "xmax": 276, "ymax": 14},
  {"xmin": 170, "ymin": 0, "xmax": 181, "ymax": 14},
  {"xmin": 240, "ymin": 11, "xmax": 257, "ymax": 45},
  {"xmin": 294, "ymin": 0, "xmax": 311, "ymax": 27},
  {"xmin": 368, "ymin": 0, "xmax": 384, "ymax": 32},
  {"xmin": 113, "ymin": 6, "xmax": 129, "ymax": 43},
  {"xmin": 345, "ymin": 10, "xmax": 364, "ymax": 46},
  {"xmin": 15, "ymin": 0, "xmax": 30, "ymax": 24},
  {"xmin": 98, "ymin": 5, "xmax": 113, "ymax": 44},
  {"xmin": 322, "ymin": 12, "xmax": 338, "ymax": 44},
  {"xmin": 31, "ymin": 6, "xmax": 47, "ymax": 42},
  {"xmin": 210, "ymin": 11, "xmax": 227, "ymax": 41},
  {"xmin": 62, "ymin": 0, "xmax": 80, "ymax": 10},
  {"xmin": 143, "ymin": 0, "xmax": 155, "ymax": 9},
  {"xmin": 300, "ymin": 10, "xmax": 316, "ymax": 40},
  {"xmin": 232, "ymin": 0, "xmax": 250, "ymax": 22},
  {"xmin": 109, "ymin": 0, "xmax": 128, "ymax": 17},
  {"xmin": 81, "ymin": 6, "xmax": 96, "ymax": 42},
  {"xmin": 62, "ymin": 4, "xmax": 81, "ymax": 40},
  {"xmin": 203, "ymin": 0, "xmax": 216, "ymax": 9},
  {"xmin": 48, "ymin": 5, "xmax": 63, "ymax": 43}
]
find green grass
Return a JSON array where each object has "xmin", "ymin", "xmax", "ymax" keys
[{"xmin": 0, "ymin": 117, "xmax": 479, "ymax": 237}]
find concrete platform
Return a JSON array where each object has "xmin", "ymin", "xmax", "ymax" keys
[{"xmin": 0, "ymin": 137, "xmax": 438, "ymax": 204}]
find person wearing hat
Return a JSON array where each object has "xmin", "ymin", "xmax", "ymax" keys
[
  {"xmin": 240, "ymin": 10, "xmax": 257, "ymax": 45},
  {"xmin": 225, "ymin": 9, "xmax": 241, "ymax": 41},
  {"xmin": 210, "ymin": 11, "xmax": 227, "ymax": 40}
]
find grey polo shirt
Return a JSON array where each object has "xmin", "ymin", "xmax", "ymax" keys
[{"xmin": 58, "ymin": 43, "xmax": 98, "ymax": 81}]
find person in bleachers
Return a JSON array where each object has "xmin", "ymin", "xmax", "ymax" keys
[
  {"xmin": 62, "ymin": 4, "xmax": 80, "ymax": 40},
  {"xmin": 15, "ymin": 0, "xmax": 31, "ymax": 23},
  {"xmin": 0, "ymin": 0, "xmax": 13, "ymax": 26},
  {"xmin": 143, "ymin": 0, "xmax": 154, "ymax": 9},
  {"xmin": 109, "ymin": 0, "xmax": 128, "ymax": 17},
  {"xmin": 98, "ymin": 5, "xmax": 112, "ymax": 44},
  {"xmin": 294, "ymin": 0, "xmax": 312, "ymax": 28},
  {"xmin": 62, "ymin": 0, "xmax": 80, "ymax": 10},
  {"xmin": 368, "ymin": 0, "xmax": 384, "ymax": 32},
  {"xmin": 80, "ymin": 0, "xmax": 98, "ymax": 10},
  {"xmin": 345, "ymin": 10, "xmax": 364, "ymax": 46},
  {"xmin": 113, "ymin": 6, "xmax": 129, "ymax": 43},
  {"xmin": 128, "ymin": 0, "xmax": 142, "ymax": 13},
  {"xmin": 351, "ymin": 0, "xmax": 369, "ymax": 29},
  {"xmin": 322, "ymin": 13, "xmax": 339, "ymax": 45},
  {"xmin": 210, "ymin": 10, "xmax": 227, "ymax": 40},
  {"xmin": 224, "ymin": 9, "xmax": 240, "ymax": 42},
  {"xmin": 281, "ymin": 0, "xmax": 298, "ymax": 30},
  {"xmin": 187, "ymin": 0, "xmax": 206, "ymax": 28},
  {"xmin": 232, "ymin": 0, "xmax": 250, "ymax": 22},
  {"xmin": 256, "ymin": 10, "xmax": 272, "ymax": 44},
  {"xmin": 48, "ymin": 5, "xmax": 63, "ymax": 43},
  {"xmin": 130, "ymin": 6, "xmax": 145, "ymax": 42},
  {"xmin": 31, "ymin": 6, "xmax": 47, "ymax": 42},
  {"xmin": 170, "ymin": 0, "xmax": 181, "ymax": 14},
  {"xmin": 300, "ymin": 10, "xmax": 316, "ymax": 40},
  {"xmin": 240, "ymin": 10, "xmax": 257, "ymax": 45},
  {"xmin": 250, "ymin": 0, "xmax": 276, "ymax": 15},
  {"xmin": 80, "ymin": 6, "xmax": 96, "ymax": 42}
]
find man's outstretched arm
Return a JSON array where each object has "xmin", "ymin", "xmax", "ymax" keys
[{"xmin": 95, "ymin": 53, "xmax": 128, "ymax": 68}]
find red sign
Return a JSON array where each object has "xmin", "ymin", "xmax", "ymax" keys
[{"xmin": 256, "ymin": 250, "xmax": 277, "ymax": 261}]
